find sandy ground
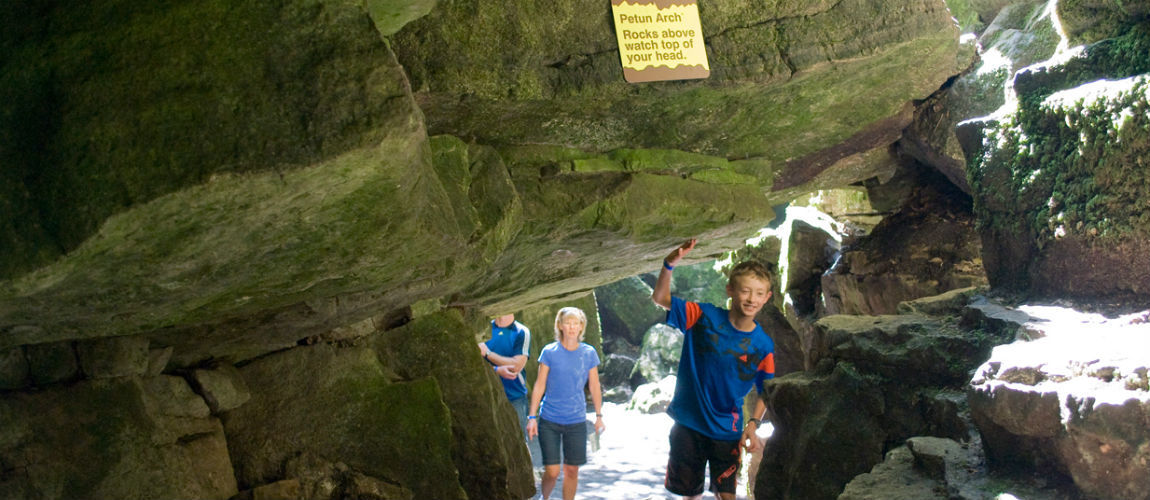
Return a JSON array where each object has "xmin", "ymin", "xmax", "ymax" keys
[{"xmin": 528, "ymin": 402, "xmax": 758, "ymax": 500}]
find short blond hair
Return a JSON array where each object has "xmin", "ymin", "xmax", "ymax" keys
[
  {"xmin": 553, "ymin": 307, "xmax": 587, "ymax": 342},
  {"xmin": 728, "ymin": 260, "xmax": 772, "ymax": 288}
]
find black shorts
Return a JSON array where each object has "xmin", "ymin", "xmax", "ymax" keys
[
  {"xmin": 665, "ymin": 422, "xmax": 741, "ymax": 496},
  {"xmin": 538, "ymin": 418, "xmax": 588, "ymax": 466}
]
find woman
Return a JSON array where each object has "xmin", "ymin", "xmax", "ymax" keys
[{"xmin": 526, "ymin": 307, "xmax": 605, "ymax": 500}]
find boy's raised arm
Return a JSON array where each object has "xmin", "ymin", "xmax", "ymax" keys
[{"xmin": 651, "ymin": 239, "xmax": 697, "ymax": 310}]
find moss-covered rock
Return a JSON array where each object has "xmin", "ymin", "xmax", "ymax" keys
[
  {"xmin": 0, "ymin": 0, "xmax": 417, "ymax": 280},
  {"xmin": 222, "ymin": 344, "xmax": 467, "ymax": 500},
  {"xmin": 0, "ymin": 377, "xmax": 236, "ymax": 500},
  {"xmin": 372, "ymin": 309, "xmax": 535, "ymax": 500},
  {"xmin": 756, "ymin": 308, "xmax": 1007, "ymax": 500},
  {"xmin": 392, "ymin": 0, "xmax": 963, "ymax": 167},
  {"xmin": 964, "ymin": 25, "xmax": 1150, "ymax": 298},
  {"xmin": 1057, "ymin": 0, "xmax": 1150, "ymax": 45},
  {"xmin": 595, "ymin": 276, "xmax": 665, "ymax": 347}
]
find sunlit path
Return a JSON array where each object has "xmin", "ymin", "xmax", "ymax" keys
[{"xmin": 530, "ymin": 402, "xmax": 753, "ymax": 500}]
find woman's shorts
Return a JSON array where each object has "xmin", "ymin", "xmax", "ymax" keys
[{"xmin": 537, "ymin": 418, "xmax": 588, "ymax": 466}]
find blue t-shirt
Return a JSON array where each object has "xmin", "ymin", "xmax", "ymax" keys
[
  {"xmin": 538, "ymin": 341, "xmax": 600, "ymax": 425},
  {"xmin": 666, "ymin": 296, "xmax": 775, "ymax": 441},
  {"xmin": 485, "ymin": 320, "xmax": 531, "ymax": 401}
]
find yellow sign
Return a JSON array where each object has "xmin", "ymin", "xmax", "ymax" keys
[{"xmin": 611, "ymin": 0, "xmax": 709, "ymax": 83}]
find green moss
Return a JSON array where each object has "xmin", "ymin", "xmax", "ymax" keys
[
  {"xmin": 396, "ymin": 4, "xmax": 961, "ymax": 163},
  {"xmin": 362, "ymin": 0, "xmax": 437, "ymax": 36},
  {"xmin": 1, "ymin": 141, "xmax": 469, "ymax": 343},
  {"xmin": 972, "ymin": 76, "xmax": 1150, "ymax": 252},
  {"xmin": 1057, "ymin": 0, "xmax": 1148, "ymax": 44},
  {"xmin": 1, "ymin": 0, "xmax": 402, "ymax": 279},
  {"xmin": 944, "ymin": 0, "xmax": 985, "ymax": 33}
]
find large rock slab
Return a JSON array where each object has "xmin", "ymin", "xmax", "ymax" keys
[
  {"xmin": 221, "ymin": 344, "xmax": 467, "ymax": 500},
  {"xmin": 393, "ymin": 0, "xmax": 963, "ymax": 165},
  {"xmin": 595, "ymin": 276, "xmax": 666, "ymax": 347},
  {"xmin": 823, "ymin": 171, "xmax": 986, "ymax": 316},
  {"xmin": 968, "ymin": 305, "xmax": 1150, "ymax": 500},
  {"xmin": 962, "ymin": 25, "xmax": 1150, "ymax": 300},
  {"xmin": 757, "ymin": 310, "xmax": 1006, "ymax": 500},
  {"xmin": 372, "ymin": 310, "xmax": 535, "ymax": 500},
  {"xmin": 0, "ymin": 377, "xmax": 236, "ymax": 500}
]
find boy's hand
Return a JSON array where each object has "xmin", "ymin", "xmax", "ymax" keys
[
  {"xmin": 495, "ymin": 365, "xmax": 519, "ymax": 379},
  {"xmin": 526, "ymin": 419, "xmax": 539, "ymax": 439},
  {"xmin": 664, "ymin": 238, "xmax": 697, "ymax": 268},
  {"xmin": 741, "ymin": 422, "xmax": 765, "ymax": 454}
]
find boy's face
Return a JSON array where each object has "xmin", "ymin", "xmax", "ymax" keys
[{"xmin": 726, "ymin": 274, "xmax": 772, "ymax": 318}]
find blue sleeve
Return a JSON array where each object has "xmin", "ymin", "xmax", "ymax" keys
[{"xmin": 585, "ymin": 345, "xmax": 600, "ymax": 369}]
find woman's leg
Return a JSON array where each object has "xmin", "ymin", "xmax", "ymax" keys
[
  {"xmin": 562, "ymin": 464, "xmax": 580, "ymax": 500},
  {"xmin": 558, "ymin": 420, "xmax": 588, "ymax": 499},
  {"xmin": 537, "ymin": 419, "xmax": 563, "ymax": 499},
  {"xmin": 542, "ymin": 465, "xmax": 561, "ymax": 499}
]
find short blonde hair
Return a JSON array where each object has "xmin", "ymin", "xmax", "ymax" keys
[
  {"xmin": 553, "ymin": 307, "xmax": 587, "ymax": 342},
  {"xmin": 728, "ymin": 260, "xmax": 773, "ymax": 289}
]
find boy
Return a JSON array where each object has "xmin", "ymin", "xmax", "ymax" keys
[{"xmin": 651, "ymin": 239, "xmax": 775, "ymax": 500}]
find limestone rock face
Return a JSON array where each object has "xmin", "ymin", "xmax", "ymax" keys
[
  {"xmin": 221, "ymin": 345, "xmax": 467, "ymax": 500},
  {"xmin": 822, "ymin": 173, "xmax": 986, "ymax": 316},
  {"xmin": 0, "ymin": 0, "xmax": 972, "ymax": 497},
  {"xmin": 595, "ymin": 276, "xmax": 666, "ymax": 347},
  {"xmin": 968, "ymin": 306, "xmax": 1150, "ymax": 500},
  {"xmin": 634, "ymin": 323, "xmax": 685, "ymax": 383},
  {"xmin": 374, "ymin": 311, "xmax": 535, "ymax": 500},
  {"xmin": 0, "ymin": 377, "xmax": 236, "ymax": 500},
  {"xmin": 899, "ymin": 0, "xmax": 1059, "ymax": 195},
  {"xmin": 838, "ymin": 438, "xmax": 973, "ymax": 500},
  {"xmin": 756, "ymin": 304, "xmax": 1010, "ymax": 500},
  {"xmin": 783, "ymin": 219, "xmax": 838, "ymax": 317},
  {"xmin": 962, "ymin": 24, "xmax": 1150, "ymax": 300},
  {"xmin": 392, "ymin": 0, "xmax": 962, "ymax": 161},
  {"xmin": 1, "ymin": 0, "xmax": 963, "ymax": 365}
]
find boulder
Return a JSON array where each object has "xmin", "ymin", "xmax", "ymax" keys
[
  {"xmin": 221, "ymin": 344, "xmax": 466, "ymax": 500},
  {"xmin": 0, "ymin": 377, "xmax": 236, "ymax": 500},
  {"xmin": 24, "ymin": 341, "xmax": 79, "ymax": 386},
  {"xmin": 0, "ymin": 346, "xmax": 28, "ymax": 391},
  {"xmin": 600, "ymin": 353, "xmax": 638, "ymax": 390},
  {"xmin": 757, "ymin": 307, "xmax": 1011, "ymax": 500},
  {"xmin": 190, "ymin": 363, "xmax": 252, "ymax": 414},
  {"xmin": 896, "ymin": 286, "xmax": 982, "ymax": 317},
  {"xmin": 822, "ymin": 170, "xmax": 986, "ymax": 316},
  {"xmin": 595, "ymin": 276, "xmax": 666, "ymax": 347},
  {"xmin": 76, "ymin": 336, "xmax": 150, "ymax": 379},
  {"xmin": 968, "ymin": 305, "xmax": 1150, "ymax": 500},
  {"xmin": 634, "ymin": 323, "xmax": 684, "ymax": 383},
  {"xmin": 629, "ymin": 375, "xmax": 677, "ymax": 414},
  {"xmin": 838, "ymin": 436, "xmax": 985, "ymax": 500},
  {"xmin": 372, "ymin": 310, "xmax": 535, "ymax": 500},
  {"xmin": 963, "ymin": 25, "xmax": 1150, "ymax": 300},
  {"xmin": 783, "ymin": 218, "xmax": 839, "ymax": 317}
]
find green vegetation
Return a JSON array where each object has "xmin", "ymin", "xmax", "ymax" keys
[{"xmin": 969, "ymin": 25, "xmax": 1150, "ymax": 252}]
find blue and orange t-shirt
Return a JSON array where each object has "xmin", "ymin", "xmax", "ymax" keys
[{"xmin": 666, "ymin": 296, "xmax": 775, "ymax": 441}]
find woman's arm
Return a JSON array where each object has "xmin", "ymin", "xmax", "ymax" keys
[
  {"xmin": 588, "ymin": 366, "xmax": 605, "ymax": 434},
  {"xmin": 526, "ymin": 364, "xmax": 549, "ymax": 439}
]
